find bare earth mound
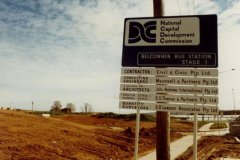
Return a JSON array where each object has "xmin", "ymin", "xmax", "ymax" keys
[
  {"xmin": 0, "ymin": 110, "xmax": 186, "ymax": 159},
  {"xmin": 176, "ymin": 136, "xmax": 240, "ymax": 160},
  {"xmin": 0, "ymin": 110, "xmax": 139, "ymax": 159}
]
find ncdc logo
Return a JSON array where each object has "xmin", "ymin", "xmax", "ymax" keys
[{"xmin": 127, "ymin": 21, "xmax": 157, "ymax": 45}]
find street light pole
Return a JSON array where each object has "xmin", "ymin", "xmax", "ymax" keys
[
  {"xmin": 219, "ymin": 68, "xmax": 235, "ymax": 74},
  {"xmin": 232, "ymin": 89, "xmax": 236, "ymax": 119},
  {"xmin": 32, "ymin": 101, "xmax": 34, "ymax": 114},
  {"xmin": 218, "ymin": 68, "xmax": 236, "ymax": 119}
]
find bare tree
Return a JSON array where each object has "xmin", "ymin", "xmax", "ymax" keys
[
  {"xmin": 65, "ymin": 103, "xmax": 76, "ymax": 113},
  {"xmin": 81, "ymin": 103, "xmax": 93, "ymax": 114},
  {"xmin": 51, "ymin": 101, "xmax": 62, "ymax": 112}
]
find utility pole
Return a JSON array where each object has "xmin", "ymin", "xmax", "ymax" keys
[
  {"xmin": 153, "ymin": 0, "xmax": 164, "ymax": 17},
  {"xmin": 153, "ymin": 0, "xmax": 171, "ymax": 160},
  {"xmin": 32, "ymin": 101, "xmax": 34, "ymax": 114}
]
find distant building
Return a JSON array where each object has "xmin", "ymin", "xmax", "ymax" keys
[{"xmin": 41, "ymin": 114, "xmax": 50, "ymax": 118}]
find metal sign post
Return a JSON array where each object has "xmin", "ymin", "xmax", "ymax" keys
[
  {"xmin": 134, "ymin": 108, "xmax": 140, "ymax": 160},
  {"xmin": 193, "ymin": 113, "xmax": 198, "ymax": 160},
  {"xmin": 134, "ymin": 71, "xmax": 142, "ymax": 160}
]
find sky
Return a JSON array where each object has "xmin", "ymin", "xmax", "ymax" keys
[{"xmin": 0, "ymin": 0, "xmax": 239, "ymax": 113}]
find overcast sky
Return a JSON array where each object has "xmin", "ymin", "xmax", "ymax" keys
[{"xmin": 0, "ymin": 0, "xmax": 239, "ymax": 112}]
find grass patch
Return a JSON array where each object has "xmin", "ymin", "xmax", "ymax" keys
[
  {"xmin": 198, "ymin": 121, "xmax": 209, "ymax": 128},
  {"xmin": 210, "ymin": 122, "xmax": 228, "ymax": 129},
  {"xmin": 96, "ymin": 112, "xmax": 156, "ymax": 122},
  {"xmin": 24, "ymin": 110, "xmax": 50, "ymax": 115}
]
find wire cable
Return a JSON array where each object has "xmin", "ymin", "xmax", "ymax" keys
[
  {"xmin": 177, "ymin": 0, "xmax": 181, "ymax": 15},
  {"xmin": 192, "ymin": 0, "xmax": 196, "ymax": 14},
  {"xmin": 187, "ymin": 0, "xmax": 190, "ymax": 14}
]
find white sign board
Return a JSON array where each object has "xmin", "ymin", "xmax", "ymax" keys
[
  {"xmin": 154, "ymin": 103, "xmax": 218, "ymax": 114},
  {"xmin": 121, "ymin": 76, "xmax": 155, "ymax": 84},
  {"xmin": 125, "ymin": 17, "xmax": 200, "ymax": 46},
  {"xmin": 120, "ymin": 84, "xmax": 218, "ymax": 95},
  {"xmin": 121, "ymin": 68, "xmax": 218, "ymax": 77},
  {"xmin": 156, "ymin": 68, "xmax": 218, "ymax": 77},
  {"xmin": 156, "ymin": 77, "xmax": 218, "ymax": 86},
  {"xmin": 155, "ymin": 94, "xmax": 218, "ymax": 105},
  {"xmin": 119, "ymin": 93, "xmax": 218, "ymax": 105},
  {"xmin": 156, "ymin": 85, "xmax": 218, "ymax": 95},
  {"xmin": 121, "ymin": 68, "xmax": 155, "ymax": 75},
  {"xmin": 119, "ymin": 93, "xmax": 154, "ymax": 101},
  {"xmin": 119, "ymin": 101, "xmax": 155, "ymax": 110},
  {"xmin": 120, "ymin": 84, "xmax": 156, "ymax": 93},
  {"xmin": 119, "ymin": 101, "xmax": 218, "ymax": 114}
]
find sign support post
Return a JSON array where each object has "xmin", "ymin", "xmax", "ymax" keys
[
  {"xmin": 153, "ymin": 0, "xmax": 170, "ymax": 160},
  {"xmin": 193, "ymin": 113, "xmax": 198, "ymax": 160},
  {"xmin": 193, "ymin": 71, "xmax": 198, "ymax": 160},
  {"xmin": 134, "ymin": 72, "xmax": 141, "ymax": 160},
  {"xmin": 134, "ymin": 108, "xmax": 140, "ymax": 160}
]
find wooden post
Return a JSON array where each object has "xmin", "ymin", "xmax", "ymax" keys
[
  {"xmin": 153, "ymin": 0, "xmax": 164, "ymax": 17},
  {"xmin": 156, "ymin": 111, "xmax": 170, "ymax": 160},
  {"xmin": 153, "ymin": 0, "xmax": 170, "ymax": 160}
]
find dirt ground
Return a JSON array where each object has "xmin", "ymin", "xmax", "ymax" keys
[
  {"xmin": 176, "ymin": 136, "xmax": 240, "ymax": 160},
  {"xmin": 56, "ymin": 114, "xmax": 156, "ymax": 129},
  {"xmin": 0, "ymin": 110, "xmax": 185, "ymax": 160},
  {"xmin": 1, "ymin": 110, "xmax": 238, "ymax": 159}
]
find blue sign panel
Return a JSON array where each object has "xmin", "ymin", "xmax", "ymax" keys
[{"xmin": 122, "ymin": 15, "xmax": 218, "ymax": 68}]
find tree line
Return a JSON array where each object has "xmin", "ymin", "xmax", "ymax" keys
[{"xmin": 50, "ymin": 101, "xmax": 93, "ymax": 114}]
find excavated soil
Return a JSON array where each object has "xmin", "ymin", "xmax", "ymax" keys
[
  {"xmin": 176, "ymin": 136, "xmax": 240, "ymax": 160},
  {"xmin": 0, "ymin": 110, "xmax": 186, "ymax": 160},
  {"xmin": 4, "ymin": 110, "xmax": 237, "ymax": 159}
]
